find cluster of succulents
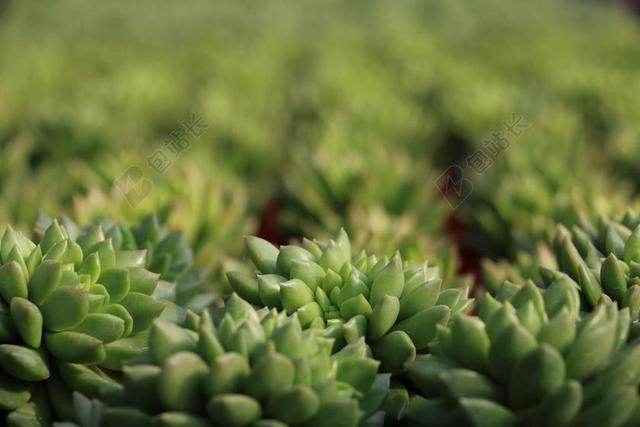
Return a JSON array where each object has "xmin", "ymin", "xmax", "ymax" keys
[
  {"xmin": 404, "ymin": 283, "xmax": 640, "ymax": 427},
  {"xmin": 33, "ymin": 214, "xmax": 192, "ymax": 282},
  {"xmin": 9, "ymin": 215, "xmax": 640, "ymax": 427},
  {"xmin": 458, "ymin": 134, "xmax": 632, "ymax": 260},
  {"xmin": 483, "ymin": 208, "xmax": 640, "ymax": 320},
  {"xmin": 228, "ymin": 231, "xmax": 473, "ymax": 374},
  {"xmin": 4, "ymin": 1, "xmax": 640, "ymax": 427},
  {"xmin": 63, "ymin": 295, "xmax": 388, "ymax": 427},
  {"xmin": 550, "ymin": 213, "xmax": 640, "ymax": 316},
  {"xmin": 0, "ymin": 220, "xmax": 166, "ymax": 425}
]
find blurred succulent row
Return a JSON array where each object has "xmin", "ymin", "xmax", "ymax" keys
[
  {"xmin": 404, "ymin": 283, "xmax": 640, "ymax": 427},
  {"xmin": 69, "ymin": 163, "xmax": 257, "ymax": 273},
  {"xmin": 458, "ymin": 132, "xmax": 633, "ymax": 260},
  {"xmin": 60, "ymin": 295, "xmax": 388, "ymax": 427},
  {"xmin": 0, "ymin": 220, "xmax": 166, "ymax": 425},
  {"xmin": 228, "ymin": 231, "xmax": 472, "ymax": 374},
  {"xmin": 278, "ymin": 122, "xmax": 450, "ymax": 261},
  {"xmin": 2, "ymin": 0, "xmax": 639, "ymax": 266},
  {"xmin": 0, "ymin": 150, "xmax": 257, "ymax": 284}
]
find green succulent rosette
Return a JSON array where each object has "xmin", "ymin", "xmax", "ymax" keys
[
  {"xmin": 35, "ymin": 214, "xmax": 192, "ymax": 283},
  {"xmin": 404, "ymin": 282, "xmax": 640, "ymax": 427},
  {"xmin": 549, "ymin": 210, "xmax": 640, "ymax": 318},
  {"xmin": 483, "ymin": 208, "xmax": 640, "ymax": 321},
  {"xmin": 228, "ymin": 231, "xmax": 473, "ymax": 374},
  {"xmin": 70, "ymin": 294, "xmax": 388, "ymax": 427},
  {"xmin": 35, "ymin": 214, "xmax": 214, "ymax": 313},
  {"xmin": 0, "ymin": 220, "xmax": 166, "ymax": 425}
]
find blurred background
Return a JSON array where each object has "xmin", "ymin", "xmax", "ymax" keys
[{"xmin": 1, "ymin": 0, "xmax": 639, "ymax": 289}]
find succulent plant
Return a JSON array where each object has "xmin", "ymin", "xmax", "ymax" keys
[
  {"xmin": 228, "ymin": 231, "xmax": 473, "ymax": 374},
  {"xmin": 404, "ymin": 281, "xmax": 640, "ymax": 427},
  {"xmin": 34, "ymin": 213, "xmax": 216, "ymax": 314},
  {"xmin": 483, "ymin": 208, "xmax": 640, "ymax": 321},
  {"xmin": 71, "ymin": 294, "xmax": 388, "ymax": 427},
  {"xmin": 0, "ymin": 220, "xmax": 166, "ymax": 425},
  {"xmin": 551, "ymin": 209, "xmax": 640, "ymax": 313},
  {"xmin": 34, "ymin": 214, "xmax": 192, "ymax": 282}
]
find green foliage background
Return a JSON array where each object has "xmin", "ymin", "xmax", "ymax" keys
[
  {"xmin": 1, "ymin": 0, "xmax": 639, "ymax": 268},
  {"xmin": 3, "ymin": 1, "xmax": 640, "ymax": 425}
]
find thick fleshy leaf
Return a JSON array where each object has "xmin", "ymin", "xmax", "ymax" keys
[
  {"xmin": 488, "ymin": 323, "xmax": 536, "ymax": 384},
  {"xmin": 280, "ymin": 279, "xmax": 314, "ymax": 314},
  {"xmin": 120, "ymin": 292, "xmax": 166, "ymax": 333},
  {"xmin": 523, "ymin": 381, "xmax": 582, "ymax": 427},
  {"xmin": 368, "ymin": 295, "xmax": 400, "ymax": 340},
  {"xmin": 227, "ymin": 272, "xmax": 261, "ymax": 306},
  {"xmin": 245, "ymin": 237, "xmax": 279, "ymax": 274},
  {"xmin": 10, "ymin": 297, "xmax": 43, "ymax": 348},
  {"xmin": 266, "ymin": 386, "xmax": 320, "ymax": 425},
  {"xmin": 371, "ymin": 330, "xmax": 416, "ymax": 374},
  {"xmin": 0, "ymin": 261, "xmax": 28, "ymax": 302},
  {"xmin": 150, "ymin": 320, "xmax": 198, "ymax": 365},
  {"xmin": 206, "ymin": 353, "xmax": 250, "ymax": 395},
  {"xmin": 45, "ymin": 332, "xmax": 105, "ymax": 364},
  {"xmin": 159, "ymin": 352, "xmax": 209, "ymax": 412},
  {"xmin": 458, "ymin": 398, "xmax": 517, "ymax": 427},
  {"xmin": 28, "ymin": 260, "xmax": 62, "ymax": 306},
  {"xmin": 440, "ymin": 369, "xmax": 503, "ymax": 401},
  {"xmin": 245, "ymin": 350, "xmax": 295, "ymax": 402},
  {"xmin": 398, "ymin": 279, "xmax": 441, "ymax": 321},
  {"xmin": 369, "ymin": 253, "xmax": 404, "ymax": 307},
  {"xmin": 565, "ymin": 305, "xmax": 616, "ymax": 380},
  {"xmin": 508, "ymin": 344, "xmax": 565, "ymax": 410},
  {"xmin": 601, "ymin": 254, "xmax": 627, "ymax": 303},
  {"xmin": 99, "ymin": 268, "xmax": 131, "ymax": 303},
  {"xmin": 207, "ymin": 394, "xmax": 262, "ymax": 427},
  {"xmin": 72, "ymin": 313, "xmax": 125, "ymax": 343},
  {"xmin": 0, "ymin": 344, "xmax": 49, "ymax": 381},
  {"xmin": 450, "ymin": 315, "xmax": 490, "ymax": 373},
  {"xmin": 41, "ymin": 287, "xmax": 89, "ymax": 331},
  {"xmin": 392, "ymin": 305, "xmax": 450, "ymax": 351},
  {"xmin": 0, "ymin": 371, "xmax": 31, "ymax": 410}
]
